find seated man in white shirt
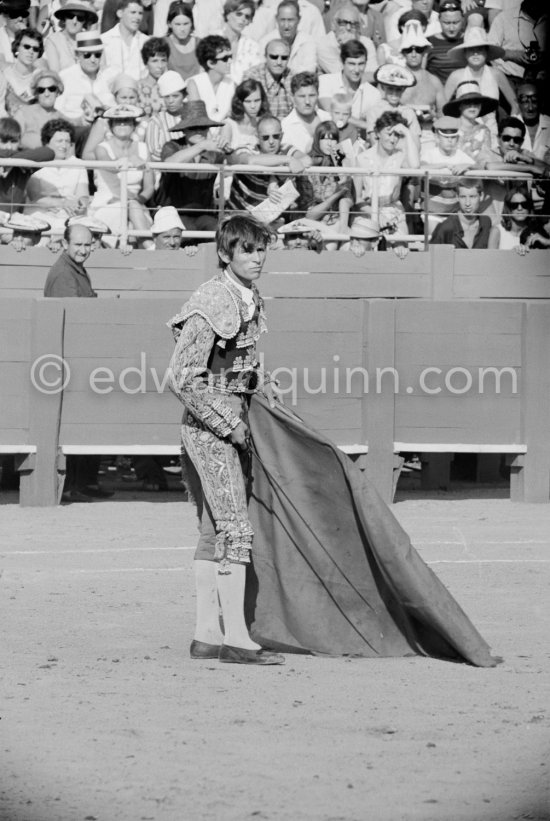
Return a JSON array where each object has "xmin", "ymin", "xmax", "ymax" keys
[
  {"xmin": 101, "ymin": 0, "xmax": 149, "ymax": 81},
  {"xmin": 281, "ymin": 71, "xmax": 331, "ymax": 153},
  {"xmin": 316, "ymin": 2, "xmax": 378, "ymax": 79},
  {"xmin": 258, "ymin": 0, "xmax": 317, "ymax": 75},
  {"xmin": 56, "ymin": 32, "xmax": 116, "ymax": 123},
  {"xmin": 319, "ymin": 40, "xmax": 381, "ymax": 136},
  {"xmin": 516, "ymin": 82, "xmax": 550, "ymax": 162}
]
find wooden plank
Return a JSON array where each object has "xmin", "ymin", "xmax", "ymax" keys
[
  {"xmin": 260, "ymin": 274, "xmax": 431, "ymax": 299},
  {"xmin": 264, "ymin": 249, "xmax": 431, "ymax": 275},
  {"xmin": 395, "ymin": 300, "xmax": 524, "ymax": 334},
  {"xmin": 60, "ymin": 422, "xmax": 181, "ymax": 446},
  {"xmin": 394, "ymin": 395, "xmax": 521, "ymax": 437},
  {"xmin": 0, "ymin": 430, "xmax": 32, "ymax": 446},
  {"xmin": 395, "ymin": 334, "xmax": 521, "ymax": 367},
  {"xmin": 0, "ymin": 324, "xmax": 32, "ymax": 359},
  {"xmin": 0, "ymin": 298, "xmax": 34, "ymax": 319},
  {"xmin": 430, "ymin": 244, "xmax": 454, "ymax": 300}
]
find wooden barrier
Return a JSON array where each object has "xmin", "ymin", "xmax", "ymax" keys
[{"xmin": 3, "ymin": 295, "xmax": 549, "ymax": 506}]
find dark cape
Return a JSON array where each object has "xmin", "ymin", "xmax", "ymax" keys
[{"xmin": 245, "ymin": 395, "xmax": 498, "ymax": 667}]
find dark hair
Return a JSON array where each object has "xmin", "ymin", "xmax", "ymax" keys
[
  {"xmin": 12, "ymin": 27, "xmax": 43, "ymax": 58},
  {"xmin": 457, "ymin": 177, "xmax": 484, "ymax": 194},
  {"xmin": 397, "ymin": 9, "xmax": 428, "ymax": 32},
  {"xmin": 0, "ymin": 116, "xmax": 21, "ymax": 143},
  {"xmin": 374, "ymin": 110, "xmax": 408, "ymax": 132},
  {"xmin": 216, "ymin": 214, "xmax": 273, "ymax": 267},
  {"xmin": 41, "ymin": 118, "xmax": 75, "ymax": 146},
  {"xmin": 117, "ymin": 0, "xmax": 143, "ymax": 11},
  {"xmin": 230, "ymin": 79, "xmax": 269, "ymax": 122},
  {"xmin": 498, "ymin": 116, "xmax": 526, "ymax": 138},
  {"xmin": 340, "ymin": 39, "xmax": 367, "ymax": 63},
  {"xmin": 141, "ymin": 36, "xmax": 170, "ymax": 63},
  {"xmin": 501, "ymin": 184, "xmax": 533, "ymax": 231},
  {"xmin": 167, "ymin": 0, "xmax": 194, "ymax": 27},
  {"xmin": 196, "ymin": 35, "xmax": 231, "ymax": 70},
  {"xmin": 310, "ymin": 120, "xmax": 341, "ymax": 165},
  {"xmin": 57, "ymin": 6, "xmax": 95, "ymax": 29},
  {"xmin": 290, "ymin": 71, "xmax": 318, "ymax": 94},
  {"xmin": 223, "ymin": 0, "xmax": 255, "ymax": 19},
  {"xmin": 276, "ymin": 0, "xmax": 299, "ymax": 16}
]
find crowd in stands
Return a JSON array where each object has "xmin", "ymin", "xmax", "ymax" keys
[{"xmin": 0, "ymin": 0, "xmax": 548, "ymax": 253}]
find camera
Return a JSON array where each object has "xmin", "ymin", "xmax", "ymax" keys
[{"xmin": 525, "ymin": 41, "xmax": 540, "ymax": 64}]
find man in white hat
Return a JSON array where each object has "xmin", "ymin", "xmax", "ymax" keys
[
  {"xmin": 57, "ymin": 31, "xmax": 116, "ymax": 121},
  {"xmin": 101, "ymin": 0, "xmax": 149, "ymax": 81},
  {"xmin": 151, "ymin": 205, "xmax": 185, "ymax": 249},
  {"xmin": 399, "ymin": 19, "xmax": 444, "ymax": 135},
  {"xmin": 145, "ymin": 70, "xmax": 187, "ymax": 162}
]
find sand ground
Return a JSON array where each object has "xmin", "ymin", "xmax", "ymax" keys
[{"xmin": 1, "ymin": 484, "xmax": 549, "ymax": 821}]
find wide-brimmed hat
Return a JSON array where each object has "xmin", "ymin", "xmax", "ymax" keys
[
  {"xmin": 0, "ymin": 0, "xmax": 30, "ymax": 15},
  {"xmin": 54, "ymin": 0, "xmax": 98, "ymax": 23},
  {"xmin": 157, "ymin": 70, "xmax": 186, "ymax": 96},
  {"xmin": 31, "ymin": 68, "xmax": 64, "ymax": 95},
  {"xmin": 6, "ymin": 214, "xmax": 50, "ymax": 233},
  {"xmin": 103, "ymin": 103, "xmax": 143, "ymax": 120},
  {"xmin": 399, "ymin": 19, "xmax": 431, "ymax": 53},
  {"xmin": 375, "ymin": 63, "xmax": 416, "ymax": 88},
  {"xmin": 433, "ymin": 115, "xmax": 460, "ymax": 133},
  {"xmin": 443, "ymin": 80, "xmax": 498, "ymax": 118},
  {"xmin": 449, "ymin": 27, "xmax": 505, "ymax": 61},
  {"xmin": 169, "ymin": 100, "xmax": 222, "ymax": 131},
  {"xmin": 67, "ymin": 216, "xmax": 110, "ymax": 235},
  {"xmin": 277, "ymin": 218, "xmax": 341, "ymax": 241},
  {"xmin": 75, "ymin": 31, "xmax": 103, "ymax": 52},
  {"xmin": 152, "ymin": 206, "xmax": 185, "ymax": 234}
]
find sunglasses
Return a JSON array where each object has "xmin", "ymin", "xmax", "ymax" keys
[
  {"xmin": 37, "ymin": 85, "xmax": 58, "ymax": 93},
  {"xmin": 501, "ymin": 134, "xmax": 523, "ymax": 144},
  {"xmin": 81, "ymin": 51, "xmax": 101, "ymax": 58},
  {"xmin": 268, "ymin": 53, "xmax": 289, "ymax": 60},
  {"xmin": 64, "ymin": 12, "xmax": 88, "ymax": 21},
  {"xmin": 509, "ymin": 200, "xmax": 528, "ymax": 210},
  {"xmin": 21, "ymin": 42, "xmax": 40, "ymax": 52},
  {"xmin": 215, "ymin": 53, "xmax": 232, "ymax": 62},
  {"xmin": 402, "ymin": 46, "xmax": 426, "ymax": 54},
  {"xmin": 336, "ymin": 18, "xmax": 359, "ymax": 26},
  {"xmin": 7, "ymin": 10, "xmax": 29, "ymax": 18},
  {"xmin": 518, "ymin": 95, "xmax": 537, "ymax": 103},
  {"xmin": 260, "ymin": 132, "xmax": 282, "ymax": 141}
]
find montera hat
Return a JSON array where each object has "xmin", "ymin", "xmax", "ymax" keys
[
  {"xmin": 103, "ymin": 103, "xmax": 143, "ymax": 120},
  {"xmin": 169, "ymin": 100, "xmax": 222, "ymax": 130},
  {"xmin": 54, "ymin": 0, "xmax": 98, "ymax": 23},
  {"xmin": 157, "ymin": 70, "xmax": 186, "ymax": 96},
  {"xmin": 75, "ymin": 31, "xmax": 103, "ymax": 51},
  {"xmin": 443, "ymin": 80, "xmax": 498, "ymax": 118},
  {"xmin": 375, "ymin": 63, "xmax": 416, "ymax": 88},
  {"xmin": 151, "ymin": 206, "xmax": 185, "ymax": 234},
  {"xmin": 448, "ymin": 26, "xmax": 505, "ymax": 61}
]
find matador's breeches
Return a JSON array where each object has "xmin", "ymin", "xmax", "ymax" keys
[{"xmin": 181, "ymin": 395, "xmax": 253, "ymax": 572}]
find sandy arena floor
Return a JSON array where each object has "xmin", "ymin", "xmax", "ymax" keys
[{"xmin": 1, "ymin": 486, "xmax": 549, "ymax": 821}]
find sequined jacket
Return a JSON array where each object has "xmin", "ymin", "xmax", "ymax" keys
[{"xmin": 167, "ymin": 272, "xmax": 267, "ymax": 437}]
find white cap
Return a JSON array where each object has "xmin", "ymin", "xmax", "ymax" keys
[
  {"xmin": 151, "ymin": 206, "xmax": 185, "ymax": 234},
  {"xmin": 157, "ymin": 71, "xmax": 186, "ymax": 97}
]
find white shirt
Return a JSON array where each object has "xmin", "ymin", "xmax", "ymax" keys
[
  {"xmin": 101, "ymin": 23, "xmax": 149, "ymax": 80},
  {"xmin": 244, "ymin": 0, "xmax": 325, "ymax": 43},
  {"xmin": 281, "ymin": 106, "xmax": 331, "ymax": 153},
  {"xmin": 56, "ymin": 64, "xmax": 117, "ymax": 122},
  {"xmin": 420, "ymin": 143, "xmax": 475, "ymax": 169},
  {"xmin": 319, "ymin": 73, "xmax": 382, "ymax": 120},
  {"xmin": 520, "ymin": 114, "xmax": 550, "ymax": 161},
  {"xmin": 224, "ymin": 268, "xmax": 255, "ymax": 319}
]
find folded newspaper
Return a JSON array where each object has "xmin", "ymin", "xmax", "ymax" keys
[{"xmin": 249, "ymin": 179, "xmax": 299, "ymax": 224}]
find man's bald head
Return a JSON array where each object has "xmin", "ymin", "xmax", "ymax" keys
[{"xmin": 64, "ymin": 223, "xmax": 93, "ymax": 265}]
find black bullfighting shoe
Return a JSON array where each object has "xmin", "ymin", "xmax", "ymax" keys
[
  {"xmin": 189, "ymin": 640, "xmax": 222, "ymax": 659},
  {"xmin": 218, "ymin": 645, "xmax": 285, "ymax": 665}
]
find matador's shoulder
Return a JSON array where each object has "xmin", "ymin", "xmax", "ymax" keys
[{"xmin": 167, "ymin": 275, "xmax": 241, "ymax": 341}]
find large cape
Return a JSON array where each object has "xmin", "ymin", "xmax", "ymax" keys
[{"xmin": 245, "ymin": 395, "xmax": 498, "ymax": 667}]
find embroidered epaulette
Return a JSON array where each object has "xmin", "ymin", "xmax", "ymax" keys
[{"xmin": 167, "ymin": 276, "xmax": 242, "ymax": 341}]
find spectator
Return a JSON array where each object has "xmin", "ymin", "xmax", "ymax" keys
[
  {"xmin": 0, "ymin": 116, "xmax": 54, "ymax": 214},
  {"xmin": 5, "ymin": 212, "xmax": 49, "ymax": 250},
  {"xmin": 442, "ymin": 80, "xmax": 495, "ymax": 163},
  {"xmin": 297, "ymin": 120, "xmax": 355, "ymax": 236},
  {"xmin": 218, "ymin": 0, "xmax": 262, "ymax": 85},
  {"xmin": 430, "ymin": 178, "xmax": 494, "ymax": 247},
  {"xmin": 259, "ymin": 0, "xmax": 317, "ymax": 76},
  {"xmin": 5, "ymin": 28, "xmax": 45, "ymax": 116},
  {"xmin": 0, "ymin": 0, "xmax": 30, "ymax": 65},
  {"xmin": 222, "ymin": 79, "xmax": 270, "ymax": 151},
  {"xmin": 245, "ymin": 0, "xmax": 325, "ymax": 43},
  {"xmin": 488, "ymin": 184, "xmax": 535, "ymax": 250},
  {"xmin": 426, "ymin": 0, "xmax": 467, "ymax": 84},
  {"xmin": 227, "ymin": 113, "xmax": 309, "ymax": 214},
  {"xmin": 366, "ymin": 64, "xmax": 420, "ymax": 147},
  {"xmin": 145, "ymin": 69, "xmax": 186, "ymax": 163},
  {"xmin": 89, "ymin": 103, "xmax": 155, "ymax": 247},
  {"xmin": 399, "ymin": 19, "xmax": 445, "ymax": 138},
  {"xmin": 165, "ymin": 1, "xmax": 200, "ymax": 82},
  {"xmin": 186, "ymin": 35, "xmax": 236, "ymax": 122},
  {"xmin": 101, "ymin": 0, "xmax": 149, "ymax": 81},
  {"xmin": 487, "ymin": 0, "xmax": 546, "ymax": 85},
  {"xmin": 377, "ymin": 9, "xmax": 428, "ymax": 67},
  {"xmin": 25, "ymin": 118, "xmax": 89, "ymax": 236},
  {"xmin": 56, "ymin": 32, "xmax": 116, "ymax": 123},
  {"xmin": 316, "ymin": 2, "xmax": 378, "ymax": 79},
  {"xmin": 355, "ymin": 109, "xmax": 419, "ymax": 235},
  {"xmin": 329, "ymin": 94, "xmax": 368, "ymax": 159},
  {"xmin": 244, "ymin": 39, "xmax": 293, "ymax": 120},
  {"xmin": 139, "ymin": 36, "xmax": 169, "ymax": 117},
  {"xmin": 44, "ymin": 0, "xmax": 98, "ymax": 74},
  {"xmin": 486, "ymin": 115, "xmax": 546, "ymax": 171},
  {"xmin": 67, "ymin": 214, "xmax": 111, "ymax": 249},
  {"xmin": 14, "ymin": 69, "xmax": 64, "ymax": 149},
  {"xmin": 341, "ymin": 217, "xmax": 383, "ymax": 254},
  {"xmin": 83, "ymin": 74, "xmax": 146, "ymax": 159},
  {"xmin": 324, "ymin": 0, "xmax": 387, "ymax": 49},
  {"xmin": 319, "ymin": 40, "xmax": 382, "ymax": 135},
  {"xmin": 101, "ymin": 0, "xmax": 154, "ymax": 35},
  {"xmin": 151, "ymin": 204, "xmax": 185, "ymax": 247},
  {"xmin": 385, "ymin": 0, "xmax": 441, "ymax": 44},
  {"xmin": 281, "ymin": 72, "xmax": 331, "ymax": 154},
  {"xmin": 157, "ymin": 100, "xmax": 225, "ymax": 231},
  {"xmin": 516, "ymin": 82, "xmax": 550, "ymax": 162}
]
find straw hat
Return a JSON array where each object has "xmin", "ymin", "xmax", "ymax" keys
[
  {"xmin": 67, "ymin": 216, "xmax": 110, "ymax": 235},
  {"xmin": 169, "ymin": 100, "xmax": 222, "ymax": 131},
  {"xmin": 443, "ymin": 80, "xmax": 498, "ymax": 118},
  {"xmin": 375, "ymin": 63, "xmax": 416, "ymax": 88},
  {"xmin": 75, "ymin": 31, "xmax": 103, "ymax": 52},
  {"xmin": 448, "ymin": 27, "xmax": 505, "ymax": 61},
  {"xmin": 157, "ymin": 70, "xmax": 186, "ymax": 96},
  {"xmin": 399, "ymin": 20, "xmax": 431, "ymax": 53},
  {"xmin": 6, "ymin": 214, "xmax": 50, "ymax": 233},
  {"xmin": 54, "ymin": 0, "xmax": 98, "ymax": 23},
  {"xmin": 151, "ymin": 207, "xmax": 185, "ymax": 234},
  {"xmin": 102, "ymin": 103, "xmax": 143, "ymax": 120}
]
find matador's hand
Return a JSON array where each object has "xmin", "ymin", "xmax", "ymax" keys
[{"xmin": 229, "ymin": 421, "xmax": 249, "ymax": 449}]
